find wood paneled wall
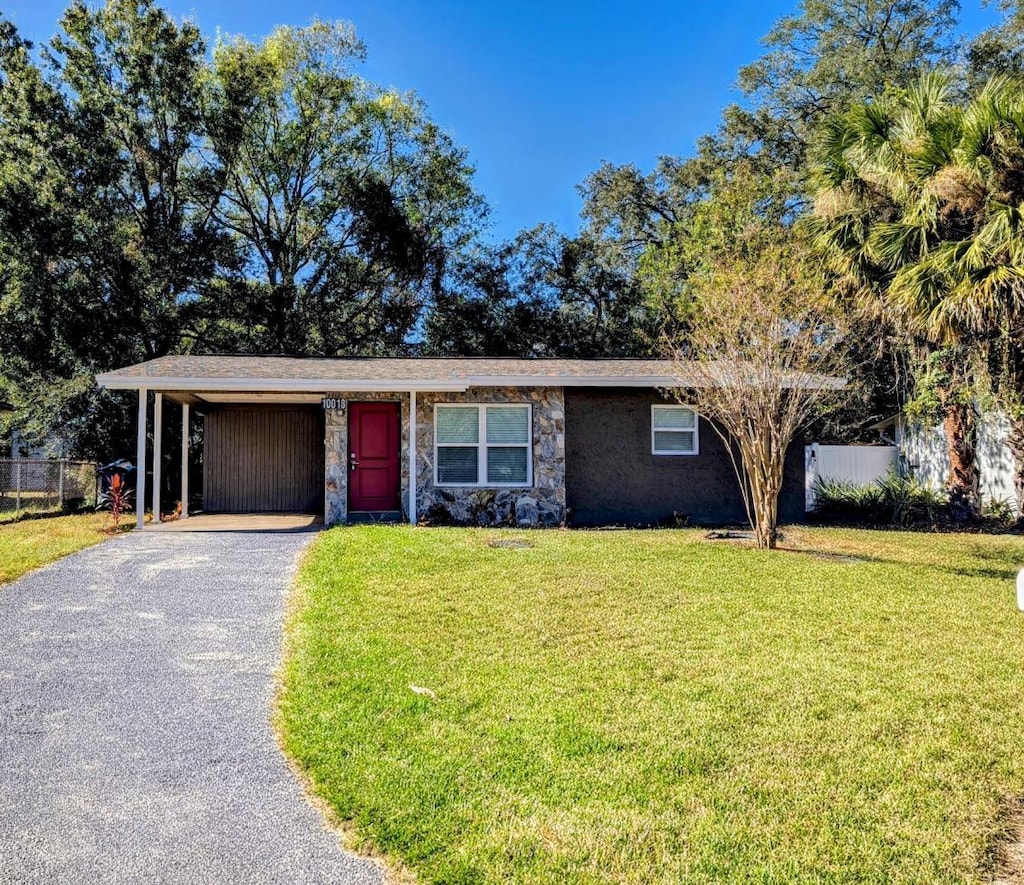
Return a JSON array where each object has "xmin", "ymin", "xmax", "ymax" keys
[{"xmin": 203, "ymin": 406, "xmax": 324, "ymax": 513}]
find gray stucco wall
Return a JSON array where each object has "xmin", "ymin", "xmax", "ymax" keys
[{"xmin": 564, "ymin": 388, "xmax": 805, "ymax": 527}]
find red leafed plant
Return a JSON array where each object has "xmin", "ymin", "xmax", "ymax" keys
[{"xmin": 97, "ymin": 472, "xmax": 133, "ymax": 533}]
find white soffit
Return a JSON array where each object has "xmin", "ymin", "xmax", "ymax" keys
[{"xmin": 97, "ymin": 374, "xmax": 843, "ymax": 392}]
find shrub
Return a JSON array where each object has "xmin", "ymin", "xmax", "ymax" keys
[
  {"xmin": 873, "ymin": 471, "xmax": 948, "ymax": 526},
  {"xmin": 813, "ymin": 471, "xmax": 948, "ymax": 526},
  {"xmin": 96, "ymin": 472, "xmax": 133, "ymax": 533},
  {"xmin": 813, "ymin": 476, "xmax": 885, "ymax": 517},
  {"xmin": 982, "ymin": 497, "xmax": 1016, "ymax": 526}
]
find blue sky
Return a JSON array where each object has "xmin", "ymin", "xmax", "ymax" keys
[{"xmin": 6, "ymin": 0, "xmax": 1003, "ymax": 241}]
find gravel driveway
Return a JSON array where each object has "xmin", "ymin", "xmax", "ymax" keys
[{"xmin": 0, "ymin": 530, "xmax": 383, "ymax": 885}]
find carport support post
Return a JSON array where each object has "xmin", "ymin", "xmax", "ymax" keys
[
  {"xmin": 181, "ymin": 402, "xmax": 189, "ymax": 519},
  {"xmin": 409, "ymin": 390, "xmax": 417, "ymax": 525},
  {"xmin": 135, "ymin": 388, "xmax": 146, "ymax": 529},
  {"xmin": 152, "ymin": 392, "xmax": 163, "ymax": 524}
]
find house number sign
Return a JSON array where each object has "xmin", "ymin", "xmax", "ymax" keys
[{"xmin": 321, "ymin": 397, "xmax": 347, "ymax": 411}]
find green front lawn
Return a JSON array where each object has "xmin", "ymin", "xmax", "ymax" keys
[
  {"xmin": 0, "ymin": 512, "xmax": 121, "ymax": 584},
  {"xmin": 278, "ymin": 526, "xmax": 1024, "ymax": 884}
]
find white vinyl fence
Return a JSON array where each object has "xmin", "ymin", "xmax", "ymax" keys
[{"xmin": 804, "ymin": 444, "xmax": 898, "ymax": 511}]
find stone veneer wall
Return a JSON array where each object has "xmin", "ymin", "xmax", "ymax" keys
[
  {"xmin": 323, "ymin": 386, "xmax": 565, "ymax": 527},
  {"xmin": 415, "ymin": 386, "xmax": 565, "ymax": 527},
  {"xmin": 324, "ymin": 392, "xmax": 410, "ymax": 526}
]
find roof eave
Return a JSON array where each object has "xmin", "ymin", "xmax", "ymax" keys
[
  {"xmin": 94, "ymin": 373, "xmax": 847, "ymax": 392},
  {"xmin": 94, "ymin": 373, "xmax": 691, "ymax": 391},
  {"xmin": 94, "ymin": 375, "xmax": 471, "ymax": 393},
  {"xmin": 464, "ymin": 374, "xmax": 684, "ymax": 387}
]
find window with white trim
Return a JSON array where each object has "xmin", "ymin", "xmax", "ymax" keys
[
  {"xmin": 435, "ymin": 404, "xmax": 533, "ymax": 486},
  {"xmin": 652, "ymin": 405, "xmax": 698, "ymax": 455}
]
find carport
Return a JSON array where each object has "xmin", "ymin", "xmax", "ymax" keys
[{"xmin": 119, "ymin": 389, "xmax": 328, "ymax": 527}]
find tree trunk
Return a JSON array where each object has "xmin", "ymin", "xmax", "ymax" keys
[
  {"xmin": 751, "ymin": 469, "xmax": 780, "ymax": 550},
  {"xmin": 943, "ymin": 402, "xmax": 980, "ymax": 522},
  {"xmin": 1007, "ymin": 412, "xmax": 1024, "ymax": 523},
  {"xmin": 754, "ymin": 499, "xmax": 778, "ymax": 549}
]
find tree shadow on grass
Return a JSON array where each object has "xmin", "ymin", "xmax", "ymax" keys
[{"xmin": 778, "ymin": 545, "xmax": 1020, "ymax": 583}]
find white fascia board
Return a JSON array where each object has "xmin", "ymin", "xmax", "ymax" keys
[
  {"xmin": 95, "ymin": 375, "xmax": 470, "ymax": 393},
  {"xmin": 462, "ymin": 374, "xmax": 684, "ymax": 388},
  {"xmin": 460, "ymin": 375, "xmax": 846, "ymax": 389},
  {"xmin": 95, "ymin": 372, "xmax": 848, "ymax": 392},
  {"xmin": 94, "ymin": 373, "xmax": 684, "ymax": 391}
]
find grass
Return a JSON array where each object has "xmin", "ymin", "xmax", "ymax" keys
[
  {"xmin": 0, "ymin": 512, "xmax": 122, "ymax": 584},
  {"xmin": 278, "ymin": 526, "xmax": 1024, "ymax": 884},
  {"xmin": 1, "ymin": 506, "xmax": 64, "ymax": 524}
]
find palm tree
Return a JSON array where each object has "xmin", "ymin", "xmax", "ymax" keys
[
  {"xmin": 940, "ymin": 76, "xmax": 1024, "ymax": 518},
  {"xmin": 809, "ymin": 72, "xmax": 1024, "ymax": 520},
  {"xmin": 888, "ymin": 75, "xmax": 1024, "ymax": 520}
]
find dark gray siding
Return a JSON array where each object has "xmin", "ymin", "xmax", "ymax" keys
[
  {"xmin": 565, "ymin": 388, "xmax": 805, "ymax": 527},
  {"xmin": 203, "ymin": 406, "xmax": 324, "ymax": 513}
]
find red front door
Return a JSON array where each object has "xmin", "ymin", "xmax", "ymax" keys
[{"xmin": 348, "ymin": 402, "xmax": 401, "ymax": 512}]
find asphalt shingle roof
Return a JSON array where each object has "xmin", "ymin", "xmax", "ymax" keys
[
  {"xmin": 95, "ymin": 355, "xmax": 845, "ymax": 392},
  {"xmin": 97, "ymin": 355, "xmax": 691, "ymax": 387}
]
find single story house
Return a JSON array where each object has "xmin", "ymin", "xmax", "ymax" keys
[{"xmin": 95, "ymin": 356, "xmax": 810, "ymax": 529}]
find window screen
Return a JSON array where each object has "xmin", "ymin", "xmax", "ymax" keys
[
  {"xmin": 435, "ymin": 404, "xmax": 532, "ymax": 485},
  {"xmin": 652, "ymin": 406, "xmax": 698, "ymax": 455}
]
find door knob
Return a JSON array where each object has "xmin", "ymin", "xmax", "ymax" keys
[{"xmin": 349, "ymin": 453, "xmax": 359, "ymax": 471}]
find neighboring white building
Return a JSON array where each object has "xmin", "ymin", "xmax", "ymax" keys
[
  {"xmin": 869, "ymin": 410, "xmax": 1016, "ymax": 506},
  {"xmin": 9, "ymin": 430, "xmax": 65, "ymax": 461}
]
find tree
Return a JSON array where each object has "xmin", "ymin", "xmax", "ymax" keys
[
  {"xmin": 424, "ymin": 224, "xmax": 655, "ymax": 358},
  {"xmin": 527, "ymin": 225, "xmax": 655, "ymax": 357},
  {"xmin": 811, "ymin": 71, "xmax": 1024, "ymax": 520},
  {"xmin": 423, "ymin": 232, "xmax": 561, "ymax": 357},
  {"xmin": 0, "ymin": 19, "xmax": 83, "ymax": 445},
  {"xmin": 724, "ymin": 0, "xmax": 960, "ymax": 177},
  {"xmin": 899, "ymin": 74, "xmax": 1024, "ymax": 517},
  {"xmin": 204, "ymin": 22, "xmax": 484, "ymax": 356},
  {"xmin": 670, "ymin": 239, "xmax": 849, "ymax": 549},
  {"xmin": 967, "ymin": 0, "xmax": 1024, "ymax": 85},
  {"xmin": 561, "ymin": 0, "xmax": 958, "ymax": 433},
  {"xmin": 0, "ymin": 0, "xmax": 225, "ymax": 457},
  {"xmin": 578, "ymin": 0, "xmax": 961, "ymax": 238},
  {"xmin": 647, "ymin": 169, "xmax": 850, "ymax": 548},
  {"xmin": 0, "ymin": 5, "xmax": 486, "ymax": 458}
]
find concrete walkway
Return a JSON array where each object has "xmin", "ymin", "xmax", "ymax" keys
[
  {"xmin": 0, "ymin": 531, "xmax": 383, "ymax": 885},
  {"xmin": 144, "ymin": 514, "xmax": 323, "ymax": 533}
]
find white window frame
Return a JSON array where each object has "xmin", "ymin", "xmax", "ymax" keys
[
  {"xmin": 651, "ymin": 404, "xmax": 699, "ymax": 456},
  {"xmin": 434, "ymin": 403, "xmax": 534, "ymax": 487}
]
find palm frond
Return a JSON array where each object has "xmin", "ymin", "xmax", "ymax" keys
[{"xmin": 869, "ymin": 221, "xmax": 929, "ymax": 270}]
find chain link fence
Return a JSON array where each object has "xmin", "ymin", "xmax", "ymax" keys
[{"xmin": 0, "ymin": 460, "xmax": 99, "ymax": 515}]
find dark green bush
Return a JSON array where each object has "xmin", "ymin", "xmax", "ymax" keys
[
  {"xmin": 982, "ymin": 497, "xmax": 1016, "ymax": 526},
  {"xmin": 813, "ymin": 471, "xmax": 948, "ymax": 526}
]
